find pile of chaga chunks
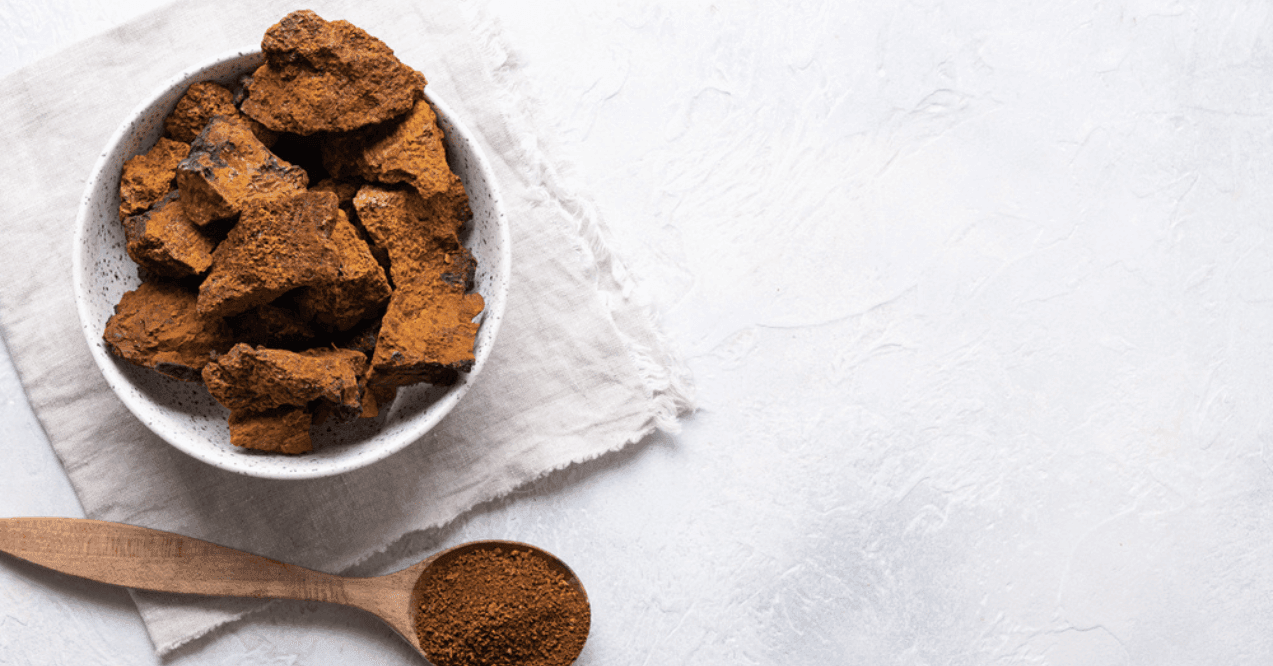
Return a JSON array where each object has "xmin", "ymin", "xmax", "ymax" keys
[{"xmin": 103, "ymin": 10, "xmax": 485, "ymax": 454}]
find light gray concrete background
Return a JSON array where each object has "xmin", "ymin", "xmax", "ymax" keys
[{"xmin": 4, "ymin": 1, "xmax": 1273, "ymax": 664}]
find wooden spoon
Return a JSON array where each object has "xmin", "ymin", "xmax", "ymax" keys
[{"xmin": 0, "ymin": 517, "xmax": 589, "ymax": 663}]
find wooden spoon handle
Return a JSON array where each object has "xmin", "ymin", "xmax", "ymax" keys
[{"xmin": 0, "ymin": 517, "xmax": 351, "ymax": 604}]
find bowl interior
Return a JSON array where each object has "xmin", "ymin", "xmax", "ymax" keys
[{"xmin": 72, "ymin": 50, "xmax": 510, "ymax": 480}]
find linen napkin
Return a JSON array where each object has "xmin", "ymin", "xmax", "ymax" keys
[{"xmin": 0, "ymin": 0, "xmax": 692, "ymax": 655}]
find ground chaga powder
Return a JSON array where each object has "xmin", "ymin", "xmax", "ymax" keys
[{"xmin": 414, "ymin": 546, "xmax": 590, "ymax": 666}]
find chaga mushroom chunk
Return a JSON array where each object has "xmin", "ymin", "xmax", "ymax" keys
[
  {"xmin": 102, "ymin": 279, "xmax": 235, "ymax": 382},
  {"xmin": 353, "ymin": 185, "xmax": 483, "ymax": 389},
  {"xmin": 201, "ymin": 343, "xmax": 368, "ymax": 414},
  {"xmin": 119, "ymin": 137, "xmax": 190, "ymax": 220},
  {"xmin": 294, "ymin": 208, "xmax": 392, "ymax": 332},
  {"xmin": 175, "ymin": 115, "xmax": 309, "ymax": 227},
  {"xmin": 322, "ymin": 98, "xmax": 470, "ymax": 223},
  {"xmin": 163, "ymin": 80, "xmax": 278, "ymax": 147},
  {"xmin": 123, "ymin": 192, "xmax": 215, "ymax": 279},
  {"xmin": 228, "ymin": 406, "xmax": 313, "ymax": 454},
  {"xmin": 240, "ymin": 10, "xmax": 426, "ymax": 135},
  {"xmin": 164, "ymin": 81, "xmax": 237, "ymax": 143},
  {"xmin": 196, "ymin": 190, "xmax": 342, "ymax": 319}
]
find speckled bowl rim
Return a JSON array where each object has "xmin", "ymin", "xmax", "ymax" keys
[{"xmin": 71, "ymin": 49, "xmax": 511, "ymax": 480}]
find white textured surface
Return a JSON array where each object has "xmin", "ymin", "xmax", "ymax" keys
[{"xmin": 4, "ymin": 1, "xmax": 1273, "ymax": 664}]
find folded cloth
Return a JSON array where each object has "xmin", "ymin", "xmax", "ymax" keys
[{"xmin": 0, "ymin": 0, "xmax": 692, "ymax": 655}]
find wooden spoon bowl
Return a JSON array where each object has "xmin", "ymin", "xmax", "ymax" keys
[{"xmin": 0, "ymin": 517, "xmax": 589, "ymax": 664}]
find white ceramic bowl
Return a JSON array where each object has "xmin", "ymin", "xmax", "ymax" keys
[{"xmin": 72, "ymin": 50, "xmax": 511, "ymax": 480}]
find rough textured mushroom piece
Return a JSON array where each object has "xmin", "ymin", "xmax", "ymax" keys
[
  {"xmin": 175, "ymin": 115, "xmax": 308, "ymax": 227},
  {"xmin": 196, "ymin": 190, "xmax": 342, "ymax": 319},
  {"xmin": 201, "ymin": 343, "xmax": 368, "ymax": 421},
  {"xmin": 123, "ymin": 192, "xmax": 215, "ymax": 279},
  {"xmin": 240, "ymin": 9, "xmax": 426, "ymax": 135},
  {"xmin": 118, "ymin": 137, "xmax": 190, "ymax": 220},
  {"xmin": 102, "ymin": 279, "xmax": 235, "ymax": 382},
  {"xmin": 161, "ymin": 81, "xmax": 275, "ymax": 146},
  {"xmin": 227, "ymin": 406, "xmax": 313, "ymax": 454},
  {"xmin": 353, "ymin": 185, "xmax": 483, "ymax": 390},
  {"xmin": 293, "ymin": 208, "xmax": 393, "ymax": 332},
  {"xmin": 322, "ymin": 97, "xmax": 470, "ymax": 224}
]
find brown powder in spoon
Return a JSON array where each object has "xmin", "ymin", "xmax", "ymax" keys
[{"xmin": 414, "ymin": 546, "xmax": 590, "ymax": 666}]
